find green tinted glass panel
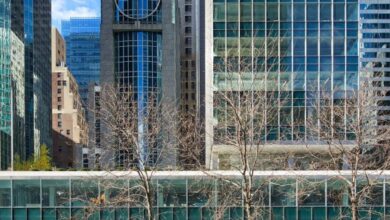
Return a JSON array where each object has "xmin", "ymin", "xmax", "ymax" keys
[
  {"xmin": 298, "ymin": 208, "xmax": 311, "ymax": 220},
  {"xmin": 57, "ymin": 208, "xmax": 70, "ymax": 220},
  {"xmin": 328, "ymin": 207, "xmax": 341, "ymax": 220},
  {"xmin": 71, "ymin": 180, "xmax": 98, "ymax": 206},
  {"xmin": 0, "ymin": 181, "xmax": 11, "ymax": 207},
  {"xmin": 0, "ymin": 208, "xmax": 11, "ymax": 220},
  {"xmin": 101, "ymin": 208, "xmax": 115, "ymax": 220},
  {"xmin": 173, "ymin": 208, "xmax": 186, "ymax": 220},
  {"xmin": 271, "ymin": 179, "xmax": 296, "ymax": 206},
  {"xmin": 231, "ymin": 207, "xmax": 243, "ymax": 220},
  {"xmin": 14, "ymin": 208, "xmax": 27, "ymax": 219},
  {"xmin": 42, "ymin": 179, "xmax": 70, "ymax": 207},
  {"xmin": 272, "ymin": 207, "xmax": 283, "ymax": 220},
  {"xmin": 101, "ymin": 179, "xmax": 129, "ymax": 207},
  {"xmin": 313, "ymin": 207, "xmax": 326, "ymax": 220},
  {"xmin": 285, "ymin": 207, "xmax": 297, "ymax": 220},
  {"xmin": 371, "ymin": 207, "xmax": 384, "ymax": 220},
  {"xmin": 214, "ymin": 3, "xmax": 225, "ymax": 21},
  {"xmin": 226, "ymin": 3, "xmax": 238, "ymax": 21},
  {"xmin": 160, "ymin": 208, "xmax": 173, "ymax": 220},
  {"xmin": 71, "ymin": 208, "xmax": 84, "ymax": 219},
  {"xmin": 28, "ymin": 208, "xmax": 40, "ymax": 220},
  {"xmin": 202, "ymin": 208, "xmax": 214, "ymax": 220},
  {"xmin": 130, "ymin": 208, "xmax": 144, "ymax": 220},
  {"xmin": 188, "ymin": 208, "xmax": 201, "ymax": 220},
  {"xmin": 115, "ymin": 208, "xmax": 128, "ymax": 220},
  {"xmin": 13, "ymin": 180, "xmax": 40, "ymax": 207},
  {"xmin": 188, "ymin": 179, "xmax": 215, "ymax": 207},
  {"xmin": 158, "ymin": 179, "xmax": 187, "ymax": 207},
  {"xmin": 43, "ymin": 208, "xmax": 56, "ymax": 220}
]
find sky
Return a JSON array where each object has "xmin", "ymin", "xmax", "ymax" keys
[{"xmin": 51, "ymin": 0, "xmax": 100, "ymax": 31}]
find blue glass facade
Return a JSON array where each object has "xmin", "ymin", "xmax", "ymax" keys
[
  {"xmin": 61, "ymin": 18, "xmax": 100, "ymax": 106},
  {"xmin": 113, "ymin": 1, "xmax": 163, "ymax": 165},
  {"xmin": 211, "ymin": 0, "xmax": 359, "ymax": 144}
]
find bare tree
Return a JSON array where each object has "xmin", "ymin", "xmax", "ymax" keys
[
  {"xmin": 87, "ymin": 83, "xmax": 179, "ymax": 220},
  {"xmin": 303, "ymin": 73, "xmax": 390, "ymax": 219},
  {"xmin": 198, "ymin": 31, "xmax": 295, "ymax": 219}
]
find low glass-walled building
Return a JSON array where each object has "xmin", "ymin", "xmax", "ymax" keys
[{"xmin": 0, "ymin": 171, "xmax": 389, "ymax": 219}]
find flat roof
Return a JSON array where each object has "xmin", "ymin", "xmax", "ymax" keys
[{"xmin": 0, "ymin": 170, "xmax": 388, "ymax": 180}]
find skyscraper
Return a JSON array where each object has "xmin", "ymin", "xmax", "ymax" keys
[
  {"xmin": 24, "ymin": 0, "xmax": 52, "ymax": 157},
  {"xmin": 0, "ymin": 0, "xmax": 28, "ymax": 170},
  {"xmin": 101, "ymin": 0, "xmax": 181, "ymax": 167},
  {"xmin": 204, "ymin": 0, "xmax": 359, "ymax": 168},
  {"xmin": 61, "ymin": 18, "xmax": 101, "ymax": 106}
]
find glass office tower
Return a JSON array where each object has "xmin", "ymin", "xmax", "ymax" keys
[
  {"xmin": 0, "ymin": 0, "xmax": 26, "ymax": 170},
  {"xmin": 0, "ymin": 0, "xmax": 12, "ymax": 169},
  {"xmin": 61, "ymin": 18, "xmax": 101, "ymax": 106},
  {"xmin": 24, "ymin": 0, "xmax": 52, "ymax": 157},
  {"xmin": 101, "ymin": 0, "xmax": 180, "ymax": 167},
  {"xmin": 205, "ymin": 0, "xmax": 359, "ymax": 167}
]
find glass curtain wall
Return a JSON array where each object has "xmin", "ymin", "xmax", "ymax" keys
[
  {"xmin": 0, "ymin": 0, "xmax": 12, "ymax": 169},
  {"xmin": 0, "ymin": 176, "xmax": 388, "ymax": 219},
  {"xmin": 113, "ymin": 0, "xmax": 163, "ymax": 167},
  {"xmin": 213, "ymin": 0, "xmax": 359, "ymax": 143}
]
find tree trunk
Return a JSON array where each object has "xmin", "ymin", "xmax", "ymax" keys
[
  {"xmin": 146, "ymin": 189, "xmax": 154, "ymax": 220},
  {"xmin": 351, "ymin": 199, "xmax": 358, "ymax": 220}
]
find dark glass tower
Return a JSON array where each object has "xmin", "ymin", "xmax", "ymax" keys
[
  {"xmin": 101, "ymin": 0, "xmax": 181, "ymax": 167},
  {"xmin": 61, "ymin": 18, "xmax": 101, "ymax": 106},
  {"xmin": 24, "ymin": 0, "xmax": 52, "ymax": 157}
]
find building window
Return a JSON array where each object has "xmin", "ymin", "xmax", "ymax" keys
[
  {"xmin": 83, "ymin": 154, "xmax": 89, "ymax": 168},
  {"xmin": 66, "ymin": 130, "xmax": 70, "ymax": 135},
  {"xmin": 57, "ymin": 89, "xmax": 61, "ymax": 94},
  {"xmin": 58, "ymin": 113, "xmax": 62, "ymax": 120},
  {"xmin": 185, "ymin": 16, "xmax": 192, "ymax": 22},
  {"xmin": 185, "ymin": 37, "xmax": 192, "ymax": 45},
  {"xmin": 185, "ymin": 27, "xmax": 192, "ymax": 34},
  {"xmin": 57, "ymin": 73, "xmax": 61, "ymax": 78},
  {"xmin": 58, "ymin": 105, "xmax": 62, "ymax": 110},
  {"xmin": 57, "ymin": 80, "xmax": 62, "ymax": 86},
  {"xmin": 63, "ymin": 80, "xmax": 67, "ymax": 86},
  {"xmin": 58, "ymin": 122, "xmax": 62, "ymax": 127},
  {"xmin": 57, "ymin": 97, "xmax": 62, "ymax": 102}
]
